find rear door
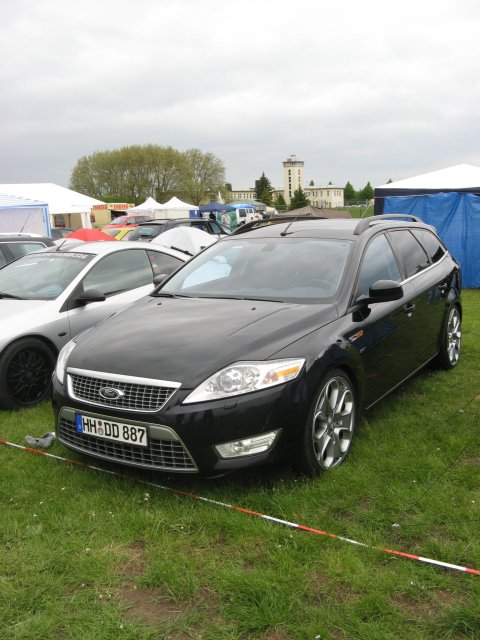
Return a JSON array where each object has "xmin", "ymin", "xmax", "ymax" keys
[{"xmin": 388, "ymin": 229, "xmax": 448, "ymax": 363}]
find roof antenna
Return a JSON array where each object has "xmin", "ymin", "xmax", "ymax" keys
[{"xmin": 280, "ymin": 217, "xmax": 299, "ymax": 236}]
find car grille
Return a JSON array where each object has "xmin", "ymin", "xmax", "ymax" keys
[
  {"xmin": 58, "ymin": 414, "xmax": 197, "ymax": 472},
  {"xmin": 67, "ymin": 369, "xmax": 179, "ymax": 413}
]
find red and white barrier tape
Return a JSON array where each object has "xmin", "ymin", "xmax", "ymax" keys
[{"xmin": 2, "ymin": 438, "xmax": 479, "ymax": 576}]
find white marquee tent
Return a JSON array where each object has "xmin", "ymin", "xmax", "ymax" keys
[
  {"xmin": 128, "ymin": 196, "xmax": 199, "ymax": 219},
  {"xmin": 0, "ymin": 183, "xmax": 105, "ymax": 230},
  {"xmin": 0, "ymin": 193, "xmax": 51, "ymax": 234}
]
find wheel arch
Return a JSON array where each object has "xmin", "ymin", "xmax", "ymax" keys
[{"xmin": 1, "ymin": 333, "xmax": 60, "ymax": 359}]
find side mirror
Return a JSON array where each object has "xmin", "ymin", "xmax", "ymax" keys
[
  {"xmin": 366, "ymin": 280, "xmax": 403, "ymax": 303},
  {"xmin": 153, "ymin": 273, "xmax": 169, "ymax": 285},
  {"xmin": 74, "ymin": 288, "xmax": 106, "ymax": 305}
]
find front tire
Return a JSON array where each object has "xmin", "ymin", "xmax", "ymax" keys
[
  {"xmin": 295, "ymin": 368, "xmax": 357, "ymax": 476},
  {"xmin": 0, "ymin": 338, "xmax": 56, "ymax": 410},
  {"xmin": 435, "ymin": 305, "xmax": 461, "ymax": 370}
]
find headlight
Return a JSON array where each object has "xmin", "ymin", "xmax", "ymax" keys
[
  {"xmin": 183, "ymin": 358, "xmax": 305, "ymax": 404},
  {"xmin": 55, "ymin": 340, "xmax": 76, "ymax": 384}
]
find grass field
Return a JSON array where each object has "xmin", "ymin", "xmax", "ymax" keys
[{"xmin": 1, "ymin": 290, "xmax": 479, "ymax": 639}]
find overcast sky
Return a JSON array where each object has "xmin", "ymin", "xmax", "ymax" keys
[{"xmin": 2, "ymin": 0, "xmax": 479, "ymax": 194}]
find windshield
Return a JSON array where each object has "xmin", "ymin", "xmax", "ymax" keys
[
  {"xmin": 0, "ymin": 252, "xmax": 94, "ymax": 300},
  {"xmin": 157, "ymin": 237, "xmax": 352, "ymax": 302}
]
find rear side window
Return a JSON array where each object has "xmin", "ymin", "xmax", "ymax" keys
[
  {"xmin": 411, "ymin": 229, "xmax": 446, "ymax": 264},
  {"xmin": 356, "ymin": 234, "xmax": 401, "ymax": 297},
  {"xmin": 389, "ymin": 230, "xmax": 429, "ymax": 278},
  {"xmin": 147, "ymin": 250, "xmax": 183, "ymax": 277},
  {"xmin": 8, "ymin": 241, "xmax": 47, "ymax": 258}
]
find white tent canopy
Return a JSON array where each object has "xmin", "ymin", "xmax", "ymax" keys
[
  {"xmin": 0, "ymin": 193, "xmax": 50, "ymax": 235},
  {"xmin": 0, "ymin": 183, "xmax": 105, "ymax": 229},
  {"xmin": 377, "ymin": 164, "xmax": 480, "ymax": 190},
  {"xmin": 127, "ymin": 196, "xmax": 199, "ymax": 219},
  {"xmin": 126, "ymin": 196, "xmax": 164, "ymax": 214},
  {"xmin": 159, "ymin": 196, "xmax": 198, "ymax": 211}
]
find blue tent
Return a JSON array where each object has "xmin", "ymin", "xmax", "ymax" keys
[
  {"xmin": 374, "ymin": 165, "xmax": 480, "ymax": 288},
  {"xmin": 199, "ymin": 202, "xmax": 225, "ymax": 214}
]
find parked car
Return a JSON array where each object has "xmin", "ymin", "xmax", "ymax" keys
[
  {"xmin": 103, "ymin": 227, "xmax": 135, "ymax": 241},
  {"xmin": 0, "ymin": 241, "xmax": 188, "ymax": 409},
  {"xmin": 102, "ymin": 214, "xmax": 152, "ymax": 230},
  {"xmin": 52, "ymin": 215, "xmax": 462, "ymax": 477},
  {"xmin": 51, "ymin": 228, "xmax": 74, "ymax": 240},
  {"xmin": 126, "ymin": 218, "xmax": 230, "ymax": 242},
  {"xmin": 0, "ymin": 233, "xmax": 56, "ymax": 268}
]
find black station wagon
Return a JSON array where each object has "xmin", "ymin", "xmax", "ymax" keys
[{"xmin": 52, "ymin": 215, "xmax": 462, "ymax": 476}]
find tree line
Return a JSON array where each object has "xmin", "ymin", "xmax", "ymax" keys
[{"xmin": 69, "ymin": 145, "xmax": 226, "ymax": 205}]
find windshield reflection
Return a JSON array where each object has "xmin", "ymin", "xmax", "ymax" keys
[
  {"xmin": 158, "ymin": 237, "xmax": 351, "ymax": 302},
  {"xmin": 0, "ymin": 252, "xmax": 93, "ymax": 300}
]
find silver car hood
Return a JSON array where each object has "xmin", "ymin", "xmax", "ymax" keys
[{"xmin": 0, "ymin": 299, "xmax": 58, "ymax": 345}]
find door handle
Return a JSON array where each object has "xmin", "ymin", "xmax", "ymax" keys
[
  {"xmin": 439, "ymin": 282, "xmax": 448, "ymax": 295},
  {"xmin": 403, "ymin": 302, "xmax": 416, "ymax": 315}
]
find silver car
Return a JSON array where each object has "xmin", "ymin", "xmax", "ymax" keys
[{"xmin": 0, "ymin": 241, "xmax": 187, "ymax": 409}]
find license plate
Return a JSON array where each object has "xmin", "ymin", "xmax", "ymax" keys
[{"xmin": 75, "ymin": 414, "xmax": 148, "ymax": 447}]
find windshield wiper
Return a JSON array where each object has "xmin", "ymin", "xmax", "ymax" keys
[
  {"xmin": 152, "ymin": 291, "xmax": 194, "ymax": 298},
  {"xmin": 0, "ymin": 291, "xmax": 24, "ymax": 299}
]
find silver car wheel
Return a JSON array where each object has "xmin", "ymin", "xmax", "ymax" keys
[
  {"xmin": 446, "ymin": 306, "xmax": 461, "ymax": 366},
  {"xmin": 311, "ymin": 374, "xmax": 355, "ymax": 469}
]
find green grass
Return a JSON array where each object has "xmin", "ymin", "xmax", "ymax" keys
[{"xmin": 1, "ymin": 290, "xmax": 479, "ymax": 639}]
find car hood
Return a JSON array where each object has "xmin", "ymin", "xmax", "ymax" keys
[
  {"xmin": 0, "ymin": 299, "xmax": 57, "ymax": 343},
  {"xmin": 69, "ymin": 296, "xmax": 338, "ymax": 387}
]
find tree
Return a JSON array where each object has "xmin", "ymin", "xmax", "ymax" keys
[
  {"xmin": 255, "ymin": 173, "xmax": 273, "ymax": 204},
  {"xmin": 344, "ymin": 181, "xmax": 356, "ymax": 204},
  {"xmin": 274, "ymin": 192, "xmax": 287, "ymax": 211},
  {"xmin": 359, "ymin": 181, "xmax": 374, "ymax": 202},
  {"xmin": 182, "ymin": 148, "xmax": 226, "ymax": 205},
  {"xmin": 69, "ymin": 145, "xmax": 225, "ymax": 205},
  {"xmin": 289, "ymin": 186, "xmax": 310, "ymax": 210}
]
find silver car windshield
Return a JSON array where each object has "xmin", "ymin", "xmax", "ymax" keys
[
  {"xmin": 0, "ymin": 252, "xmax": 94, "ymax": 300},
  {"xmin": 158, "ymin": 237, "xmax": 352, "ymax": 302}
]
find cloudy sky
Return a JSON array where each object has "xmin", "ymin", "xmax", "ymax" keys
[{"xmin": 2, "ymin": 0, "xmax": 479, "ymax": 194}]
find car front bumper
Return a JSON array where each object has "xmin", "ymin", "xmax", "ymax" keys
[{"xmin": 51, "ymin": 374, "xmax": 309, "ymax": 475}]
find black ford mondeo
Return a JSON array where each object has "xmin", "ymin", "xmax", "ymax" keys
[{"xmin": 52, "ymin": 215, "xmax": 462, "ymax": 476}]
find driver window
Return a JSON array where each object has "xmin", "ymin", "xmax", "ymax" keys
[
  {"xmin": 82, "ymin": 249, "xmax": 153, "ymax": 295},
  {"xmin": 356, "ymin": 234, "xmax": 401, "ymax": 298}
]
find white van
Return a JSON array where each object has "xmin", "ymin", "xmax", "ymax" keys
[{"xmin": 228, "ymin": 206, "xmax": 259, "ymax": 228}]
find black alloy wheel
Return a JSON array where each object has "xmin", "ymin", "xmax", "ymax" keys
[{"xmin": 0, "ymin": 338, "xmax": 56, "ymax": 410}]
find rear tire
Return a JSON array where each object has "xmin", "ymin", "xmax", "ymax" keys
[
  {"xmin": 0, "ymin": 338, "xmax": 56, "ymax": 410},
  {"xmin": 295, "ymin": 368, "xmax": 357, "ymax": 476},
  {"xmin": 434, "ymin": 305, "xmax": 461, "ymax": 370}
]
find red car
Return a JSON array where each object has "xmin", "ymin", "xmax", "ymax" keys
[{"xmin": 102, "ymin": 214, "xmax": 152, "ymax": 230}]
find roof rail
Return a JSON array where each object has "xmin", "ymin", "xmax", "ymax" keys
[
  {"xmin": 353, "ymin": 213, "xmax": 421, "ymax": 235},
  {"xmin": 229, "ymin": 215, "xmax": 327, "ymax": 235}
]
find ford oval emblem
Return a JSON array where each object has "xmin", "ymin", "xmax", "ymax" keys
[{"xmin": 99, "ymin": 387, "xmax": 125, "ymax": 400}]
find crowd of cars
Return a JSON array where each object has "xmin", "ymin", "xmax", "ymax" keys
[{"xmin": 0, "ymin": 214, "xmax": 463, "ymax": 478}]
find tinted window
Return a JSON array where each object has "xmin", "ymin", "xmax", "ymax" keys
[
  {"xmin": 147, "ymin": 250, "xmax": 183, "ymax": 277},
  {"xmin": 411, "ymin": 229, "xmax": 446, "ymax": 264},
  {"xmin": 129, "ymin": 225, "xmax": 165, "ymax": 241},
  {"xmin": 356, "ymin": 234, "xmax": 401, "ymax": 297},
  {"xmin": 8, "ymin": 241, "xmax": 47, "ymax": 258},
  {"xmin": 82, "ymin": 249, "xmax": 153, "ymax": 294},
  {"xmin": 389, "ymin": 230, "xmax": 429, "ymax": 278},
  {"xmin": 0, "ymin": 248, "xmax": 7, "ymax": 268}
]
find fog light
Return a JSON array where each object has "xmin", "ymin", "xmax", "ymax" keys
[{"xmin": 215, "ymin": 430, "xmax": 279, "ymax": 459}]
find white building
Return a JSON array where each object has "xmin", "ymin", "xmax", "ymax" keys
[{"xmin": 229, "ymin": 155, "xmax": 344, "ymax": 208}]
